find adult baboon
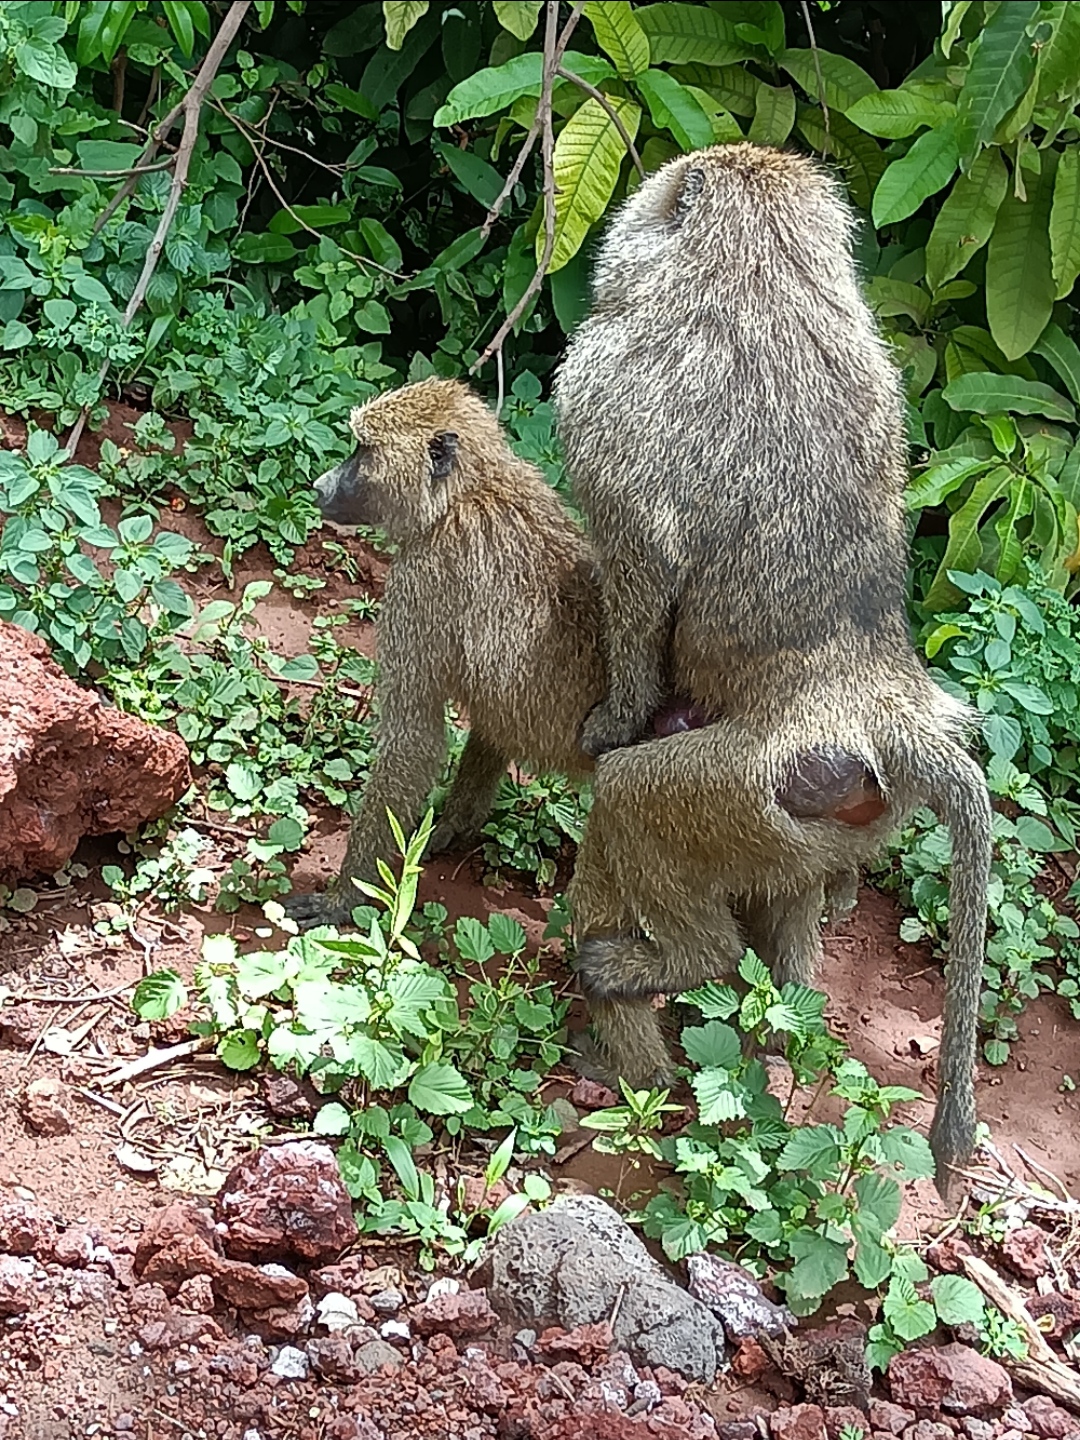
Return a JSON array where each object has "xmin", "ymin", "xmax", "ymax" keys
[
  {"xmin": 554, "ymin": 144, "xmax": 991, "ymax": 1196},
  {"xmin": 283, "ymin": 377, "xmax": 605, "ymax": 930}
]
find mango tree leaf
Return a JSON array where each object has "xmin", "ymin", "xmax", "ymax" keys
[
  {"xmin": 795, "ymin": 106, "xmax": 885, "ymax": 212},
  {"xmin": 546, "ymin": 96, "xmax": 640, "ymax": 272},
  {"xmin": 955, "ymin": 0, "xmax": 1039, "ymax": 168},
  {"xmin": 872, "ymin": 121, "xmax": 959, "ymax": 228},
  {"xmin": 925, "ymin": 147, "xmax": 1008, "ymax": 291},
  {"xmin": 778, "ymin": 48, "xmax": 877, "ymax": 114},
  {"xmin": 866, "ymin": 277, "xmax": 931, "ymax": 325},
  {"xmin": 941, "ymin": 1, "xmax": 972, "ymax": 59},
  {"xmin": 748, "ymin": 83, "xmax": 795, "ymax": 146},
  {"xmin": 846, "ymin": 87, "xmax": 955, "ymax": 139},
  {"xmin": 1036, "ymin": 0, "xmax": 1080, "ymax": 104},
  {"xmin": 584, "ymin": 1, "xmax": 649, "ymax": 80},
  {"xmin": 1034, "ymin": 323, "xmax": 1080, "ymax": 408},
  {"xmin": 383, "ymin": 0, "xmax": 428, "ymax": 50},
  {"xmin": 943, "ymin": 372, "xmax": 1075, "ymax": 422},
  {"xmin": 681, "ymin": 87, "xmax": 743, "ymax": 143},
  {"xmin": 1050, "ymin": 145, "xmax": 1080, "ymax": 301},
  {"xmin": 636, "ymin": 69, "xmax": 715, "ymax": 151},
  {"xmin": 433, "ymin": 140, "xmax": 504, "ymax": 208},
  {"xmin": 906, "ymin": 457, "xmax": 990, "ymax": 513},
  {"xmin": 493, "ymin": 0, "xmax": 541, "ymax": 41},
  {"xmin": 161, "ymin": 0, "xmax": 195, "ymax": 56},
  {"xmin": 986, "ymin": 155, "xmax": 1057, "ymax": 360},
  {"xmin": 924, "ymin": 466, "xmax": 1015, "ymax": 610},
  {"xmin": 635, "ymin": 4, "xmax": 754, "ymax": 67},
  {"xmin": 435, "ymin": 51, "xmax": 612, "ymax": 126}
]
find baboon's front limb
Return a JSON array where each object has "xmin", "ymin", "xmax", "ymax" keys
[{"xmin": 427, "ymin": 733, "xmax": 510, "ymax": 856}]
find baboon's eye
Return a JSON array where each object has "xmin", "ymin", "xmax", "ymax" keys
[
  {"xmin": 672, "ymin": 167, "xmax": 704, "ymax": 225},
  {"xmin": 429, "ymin": 431, "xmax": 459, "ymax": 483}
]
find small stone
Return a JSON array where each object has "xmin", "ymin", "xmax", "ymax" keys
[
  {"xmin": 412, "ymin": 1287, "xmax": 498, "ymax": 1339},
  {"xmin": 355, "ymin": 1339, "xmax": 404, "ymax": 1375},
  {"xmin": 426, "ymin": 1276, "xmax": 461, "ymax": 1302},
  {"xmin": 369, "ymin": 1288, "xmax": 404, "ymax": 1315},
  {"xmin": 825, "ymin": 1408, "xmax": 868, "ymax": 1438},
  {"xmin": 52, "ymin": 1227, "xmax": 93, "ymax": 1268},
  {"xmin": 870, "ymin": 1403, "xmax": 916, "ymax": 1437},
  {"xmin": 569, "ymin": 1077, "xmax": 619, "ymax": 1108},
  {"xmin": 270, "ymin": 1344, "xmax": 309, "ymax": 1380},
  {"xmin": 888, "ymin": 1344, "xmax": 1011, "ymax": 1415},
  {"xmin": 259, "ymin": 1072, "xmax": 319, "ymax": 1122},
  {"xmin": 903, "ymin": 1425, "xmax": 953, "ymax": 1440},
  {"xmin": 538, "ymin": 1321, "xmax": 613, "ymax": 1365},
  {"xmin": 0, "ymin": 1201, "xmax": 55, "ymax": 1257},
  {"xmin": 960, "ymin": 1420, "xmax": 994, "ymax": 1440},
  {"xmin": 687, "ymin": 1253, "xmax": 795, "ymax": 1341},
  {"xmin": 515, "ymin": 1329, "xmax": 537, "ymax": 1351},
  {"xmin": 732, "ymin": 1337, "xmax": 770, "ymax": 1382},
  {"xmin": 717, "ymin": 1425, "xmax": 758, "ymax": 1440},
  {"xmin": 771, "ymin": 1405, "xmax": 827, "ymax": 1440},
  {"xmin": 1000, "ymin": 1225, "xmax": 1050, "ymax": 1281},
  {"xmin": 316, "ymin": 1292, "xmax": 359, "ymax": 1332},
  {"xmin": 216, "ymin": 1141, "xmax": 356, "ymax": 1264},
  {"xmin": 0, "ymin": 1256, "xmax": 35, "ymax": 1316},
  {"xmin": 379, "ymin": 1319, "xmax": 410, "ymax": 1344},
  {"xmin": 20, "ymin": 1076, "xmax": 73, "ymax": 1136},
  {"xmin": 632, "ymin": 1378, "xmax": 661, "ymax": 1413},
  {"xmin": 1024, "ymin": 1396, "xmax": 1076, "ymax": 1440},
  {"xmin": 1025, "ymin": 1291, "xmax": 1080, "ymax": 1338},
  {"xmin": 175, "ymin": 1274, "xmax": 215, "ymax": 1314},
  {"xmin": 925, "ymin": 1237, "xmax": 973, "ymax": 1275},
  {"xmin": 306, "ymin": 1334, "xmax": 358, "ymax": 1383},
  {"xmin": 114, "ymin": 1417, "xmax": 135, "ymax": 1434}
]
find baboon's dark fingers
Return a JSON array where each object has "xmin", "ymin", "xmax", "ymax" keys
[{"xmin": 281, "ymin": 889, "xmax": 356, "ymax": 932}]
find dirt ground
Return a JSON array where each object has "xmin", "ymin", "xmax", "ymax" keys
[{"xmin": 2, "ymin": 404, "xmax": 1080, "ymax": 1437}]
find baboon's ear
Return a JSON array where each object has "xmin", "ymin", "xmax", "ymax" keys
[
  {"xmin": 672, "ymin": 166, "xmax": 704, "ymax": 224},
  {"xmin": 429, "ymin": 431, "xmax": 459, "ymax": 483}
]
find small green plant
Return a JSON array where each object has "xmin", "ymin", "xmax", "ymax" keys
[
  {"xmin": 480, "ymin": 774, "xmax": 591, "ymax": 889},
  {"xmin": 579, "ymin": 1081, "xmax": 683, "ymax": 1199},
  {"xmin": 103, "ymin": 825, "xmax": 214, "ymax": 916}
]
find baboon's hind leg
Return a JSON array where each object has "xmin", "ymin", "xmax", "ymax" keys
[
  {"xmin": 739, "ymin": 883, "xmax": 825, "ymax": 991},
  {"xmin": 426, "ymin": 734, "xmax": 509, "ymax": 856}
]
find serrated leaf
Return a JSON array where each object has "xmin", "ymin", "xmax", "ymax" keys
[
  {"xmin": 584, "ymin": 2, "xmax": 649, "ymax": 79},
  {"xmin": 383, "ymin": 0, "xmax": 428, "ymax": 50},
  {"xmin": 986, "ymin": 156, "xmax": 1057, "ymax": 360},
  {"xmin": 488, "ymin": 912, "xmax": 526, "ymax": 955},
  {"xmin": 455, "ymin": 916, "xmax": 496, "ymax": 964},
  {"xmin": 884, "ymin": 1276, "xmax": 937, "ymax": 1342},
  {"xmin": 931, "ymin": 1274, "xmax": 986, "ymax": 1326},
  {"xmin": 853, "ymin": 1171, "xmax": 902, "ymax": 1233},
  {"xmin": 746, "ymin": 1209, "xmax": 784, "ymax": 1245},
  {"xmin": 983, "ymin": 712, "xmax": 1023, "ymax": 760},
  {"xmin": 925, "ymin": 147, "xmax": 1008, "ymax": 291},
  {"xmin": 132, "ymin": 970, "xmax": 187, "ymax": 1021},
  {"xmin": 778, "ymin": 48, "xmax": 877, "ymax": 114},
  {"xmin": 852, "ymin": 1231, "xmax": 894, "ymax": 1289},
  {"xmin": 1050, "ymin": 146, "xmax": 1080, "ymax": 301},
  {"xmin": 943, "ymin": 371, "xmax": 1074, "ymax": 422},
  {"xmin": 691, "ymin": 1068, "xmax": 746, "ymax": 1123},
  {"xmin": 679, "ymin": 982, "xmax": 740, "ymax": 1019},
  {"xmin": 748, "ymin": 82, "xmax": 795, "ymax": 146},
  {"xmin": 408, "ymin": 1061, "xmax": 474, "ymax": 1116},
  {"xmin": 847, "ymin": 87, "xmax": 955, "ymax": 139},
  {"xmin": 878, "ymin": 1126, "xmax": 936, "ymax": 1180},
  {"xmin": 786, "ymin": 1229, "xmax": 850, "ymax": 1299},
  {"xmin": 682, "ymin": 1021, "xmax": 741, "ymax": 1070},
  {"xmin": 493, "ymin": 0, "xmax": 541, "ymax": 41},
  {"xmin": 955, "ymin": 0, "xmax": 1038, "ymax": 168},
  {"xmin": 636, "ymin": 69, "xmax": 715, "ymax": 151},
  {"xmin": 777, "ymin": 1125, "xmax": 843, "ymax": 1177},
  {"xmin": 546, "ymin": 96, "xmax": 641, "ymax": 273},
  {"xmin": 872, "ymin": 121, "xmax": 959, "ymax": 228},
  {"xmin": 636, "ymin": 4, "xmax": 753, "ymax": 66}
]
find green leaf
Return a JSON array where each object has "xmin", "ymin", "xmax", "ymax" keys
[
  {"xmin": 132, "ymin": 970, "xmax": 187, "ymax": 1021},
  {"xmin": 942, "ymin": 0, "xmax": 972, "ymax": 59},
  {"xmin": 907, "ymin": 457, "xmax": 990, "ymax": 513},
  {"xmin": 1050, "ymin": 145, "xmax": 1080, "ymax": 301},
  {"xmin": 691, "ymin": 1068, "xmax": 746, "ymax": 1123},
  {"xmin": 786, "ymin": 1229, "xmax": 850, "ymax": 1300},
  {"xmin": 931, "ymin": 1274, "xmax": 986, "ymax": 1327},
  {"xmin": 680, "ymin": 982, "xmax": 739, "ymax": 1019},
  {"xmin": 269, "ymin": 204, "xmax": 352, "ymax": 235},
  {"xmin": 546, "ymin": 96, "xmax": 641, "ymax": 272},
  {"xmin": 1014, "ymin": 815, "xmax": 1059, "ymax": 852},
  {"xmin": 777, "ymin": 1125, "xmax": 843, "ymax": 1177},
  {"xmin": 355, "ymin": 300, "xmax": 391, "ymax": 333},
  {"xmin": 493, "ymin": 1, "xmax": 542, "ymax": 41},
  {"xmin": 383, "ymin": 1133, "xmax": 421, "ymax": 1199},
  {"xmin": 636, "ymin": 69, "xmax": 715, "ymax": 151},
  {"xmin": 847, "ymin": 87, "xmax": 955, "ymax": 139},
  {"xmin": 955, "ymin": 0, "xmax": 1038, "ymax": 168},
  {"xmin": 218, "ymin": 1030, "xmax": 261, "ymax": 1070},
  {"xmin": 234, "ymin": 233, "xmax": 299, "ymax": 264},
  {"xmin": 924, "ymin": 465, "xmax": 1014, "ymax": 610},
  {"xmin": 15, "ymin": 37, "xmax": 77, "ymax": 89},
  {"xmin": 681, "ymin": 1021, "xmax": 740, "ymax": 1070},
  {"xmin": 884, "ymin": 1276, "xmax": 937, "ymax": 1342},
  {"xmin": 986, "ymin": 156, "xmax": 1057, "ymax": 360},
  {"xmin": 75, "ymin": 140, "xmax": 145, "ymax": 173},
  {"xmin": 1034, "ymin": 323, "xmax": 1080, "ymax": 407},
  {"xmin": 943, "ymin": 372, "xmax": 1075, "ymax": 422},
  {"xmin": 872, "ymin": 122, "xmax": 959, "ymax": 229},
  {"xmin": 925, "ymin": 147, "xmax": 1008, "ymax": 291},
  {"xmin": 584, "ymin": 1, "xmax": 649, "ymax": 80},
  {"xmin": 636, "ymin": 4, "xmax": 754, "ymax": 67},
  {"xmin": 225, "ymin": 762, "xmax": 261, "ymax": 802},
  {"xmin": 161, "ymin": 0, "xmax": 195, "ymax": 56},
  {"xmin": 384, "ymin": 0, "xmax": 429, "ymax": 50},
  {"xmin": 454, "ymin": 915, "xmax": 496, "ymax": 963},
  {"xmin": 1038, "ymin": 0, "xmax": 1080, "ymax": 104},
  {"xmin": 408, "ymin": 1061, "xmax": 474, "ymax": 1116},
  {"xmin": 878, "ymin": 1127, "xmax": 936, "ymax": 1180},
  {"xmin": 313, "ymin": 1101, "xmax": 352, "ymax": 1137},
  {"xmin": 433, "ymin": 140, "xmax": 504, "ymax": 209},
  {"xmin": 748, "ymin": 83, "xmax": 795, "ymax": 147},
  {"xmin": 778, "ymin": 48, "xmax": 877, "ymax": 114},
  {"xmin": 2, "ymin": 321, "xmax": 33, "ymax": 350},
  {"xmin": 795, "ymin": 106, "xmax": 885, "ymax": 212},
  {"xmin": 325, "ymin": 83, "xmax": 378, "ymax": 121},
  {"xmin": 347, "ymin": 1033, "xmax": 405, "ymax": 1089},
  {"xmin": 488, "ymin": 911, "xmax": 526, "ymax": 955},
  {"xmin": 435, "ymin": 53, "xmax": 553, "ymax": 126},
  {"xmin": 853, "ymin": 1171, "xmax": 902, "ymax": 1233},
  {"xmin": 746, "ymin": 1210, "xmax": 784, "ymax": 1245}
]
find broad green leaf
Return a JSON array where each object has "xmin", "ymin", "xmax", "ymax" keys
[
  {"xmin": 234, "ymin": 233, "xmax": 298, "ymax": 264},
  {"xmin": 778, "ymin": 48, "xmax": 877, "ymax": 114},
  {"xmin": 325, "ymin": 82, "xmax": 379, "ymax": 120},
  {"xmin": 1037, "ymin": 0, "xmax": 1080, "ymax": 104},
  {"xmin": 493, "ymin": 0, "xmax": 541, "ymax": 41},
  {"xmin": 15, "ymin": 37, "xmax": 77, "ymax": 89},
  {"xmin": 546, "ymin": 96, "xmax": 641, "ymax": 272},
  {"xmin": 488, "ymin": 911, "xmax": 527, "ymax": 954},
  {"xmin": 435, "ymin": 51, "xmax": 613, "ymax": 126},
  {"xmin": 877, "ymin": 1127, "xmax": 937, "ymax": 1180},
  {"xmin": 748, "ymin": 83, "xmax": 795, "ymax": 146},
  {"xmin": 313, "ymin": 1101, "xmax": 352, "ymax": 1137},
  {"xmin": 408, "ymin": 1061, "xmax": 474, "ymax": 1115},
  {"xmin": 455, "ymin": 915, "xmax": 496, "ymax": 963},
  {"xmin": 1050, "ymin": 145, "xmax": 1080, "ymax": 301},
  {"xmin": 682, "ymin": 61, "xmax": 758, "ymax": 116},
  {"xmin": 681, "ymin": 87, "xmax": 743, "ymax": 143},
  {"xmin": 884, "ymin": 1277, "xmax": 937, "ymax": 1342},
  {"xmin": 161, "ymin": 0, "xmax": 195, "ymax": 55},
  {"xmin": 925, "ymin": 147, "xmax": 1008, "ymax": 291},
  {"xmin": 943, "ymin": 372, "xmax": 1075, "ymax": 422},
  {"xmin": 941, "ymin": 1, "xmax": 972, "ymax": 58},
  {"xmin": 795, "ymin": 107, "xmax": 885, "ymax": 212},
  {"xmin": 853, "ymin": 1171, "xmax": 902, "ymax": 1233},
  {"xmin": 383, "ymin": 0, "xmax": 428, "ymax": 50},
  {"xmin": 866, "ymin": 277, "xmax": 931, "ymax": 325},
  {"xmin": 924, "ymin": 465, "xmax": 1014, "ymax": 609},
  {"xmin": 681, "ymin": 1021, "xmax": 740, "ymax": 1070},
  {"xmin": 636, "ymin": 4, "xmax": 754, "ymax": 67},
  {"xmin": 269, "ymin": 204, "xmax": 352, "ymax": 235},
  {"xmin": 777, "ymin": 1125, "xmax": 843, "ymax": 1177},
  {"xmin": 584, "ymin": 2, "xmax": 649, "ymax": 80},
  {"xmin": 691, "ymin": 1068, "xmax": 746, "ymax": 1123},
  {"xmin": 846, "ymin": 87, "xmax": 955, "ymax": 139},
  {"xmin": 872, "ymin": 122, "xmax": 959, "ymax": 228},
  {"xmin": 786, "ymin": 1229, "xmax": 850, "ymax": 1300},
  {"xmin": 218, "ymin": 1030, "xmax": 261, "ymax": 1071},
  {"xmin": 908, "ymin": 457, "xmax": 991, "ymax": 513},
  {"xmin": 433, "ymin": 140, "xmax": 504, "ymax": 209},
  {"xmin": 346, "ymin": 1033, "xmax": 405, "ymax": 1089},
  {"xmin": 852, "ymin": 1232, "xmax": 894, "ymax": 1289},
  {"xmin": 1034, "ymin": 323, "xmax": 1080, "ymax": 407},
  {"xmin": 680, "ymin": 982, "xmax": 740, "ymax": 1019},
  {"xmin": 226, "ymin": 761, "xmax": 261, "ymax": 801},
  {"xmin": 986, "ymin": 157, "xmax": 1058, "ymax": 360},
  {"xmin": 931, "ymin": 1274, "xmax": 986, "ymax": 1326},
  {"xmin": 955, "ymin": 0, "xmax": 1038, "ymax": 168},
  {"xmin": 132, "ymin": 970, "xmax": 187, "ymax": 1021},
  {"xmin": 636, "ymin": 69, "xmax": 715, "ymax": 151}
]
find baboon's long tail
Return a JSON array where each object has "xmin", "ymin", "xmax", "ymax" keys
[{"xmin": 894, "ymin": 739, "xmax": 992, "ymax": 1202}]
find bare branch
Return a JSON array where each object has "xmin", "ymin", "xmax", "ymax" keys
[
  {"xmin": 217, "ymin": 102, "xmax": 350, "ymax": 177},
  {"xmin": 50, "ymin": 159, "xmax": 175, "ymax": 178},
  {"xmin": 800, "ymin": 0, "xmax": 830, "ymax": 136},
  {"xmin": 557, "ymin": 66, "xmax": 644, "ymax": 179}
]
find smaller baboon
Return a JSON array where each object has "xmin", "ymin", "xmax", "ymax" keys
[{"xmin": 283, "ymin": 378, "xmax": 605, "ymax": 930}]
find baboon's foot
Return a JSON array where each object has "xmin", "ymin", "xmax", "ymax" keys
[
  {"xmin": 579, "ymin": 701, "xmax": 645, "ymax": 759},
  {"xmin": 426, "ymin": 816, "xmax": 482, "ymax": 858},
  {"xmin": 281, "ymin": 888, "xmax": 357, "ymax": 932},
  {"xmin": 568, "ymin": 1027, "xmax": 675, "ymax": 1092},
  {"xmin": 823, "ymin": 869, "xmax": 859, "ymax": 925}
]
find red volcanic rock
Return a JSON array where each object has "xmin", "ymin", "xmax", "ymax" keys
[
  {"xmin": 0, "ymin": 620, "xmax": 189, "ymax": 881},
  {"xmin": 216, "ymin": 1140, "xmax": 357, "ymax": 1264}
]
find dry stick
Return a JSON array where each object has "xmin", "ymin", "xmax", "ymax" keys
[
  {"xmin": 557, "ymin": 66, "xmax": 645, "ymax": 179},
  {"xmin": 800, "ymin": 0, "xmax": 830, "ymax": 136},
  {"xmin": 960, "ymin": 1252, "xmax": 1080, "ymax": 1412},
  {"xmin": 218, "ymin": 102, "xmax": 349, "ymax": 177},
  {"xmin": 98, "ymin": 1036, "xmax": 211, "ymax": 1090},
  {"xmin": 64, "ymin": 0, "xmax": 253, "ymax": 460}
]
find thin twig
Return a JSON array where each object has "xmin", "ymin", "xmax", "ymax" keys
[
  {"xmin": 557, "ymin": 66, "xmax": 645, "ymax": 178},
  {"xmin": 800, "ymin": 0, "xmax": 830, "ymax": 136},
  {"xmin": 217, "ymin": 102, "xmax": 349, "ymax": 177},
  {"xmin": 961, "ymin": 1252, "xmax": 1080, "ymax": 1412},
  {"xmin": 50, "ymin": 159, "xmax": 176, "ymax": 178},
  {"xmin": 98, "ymin": 1037, "xmax": 212, "ymax": 1091},
  {"xmin": 480, "ymin": 122, "xmax": 539, "ymax": 241}
]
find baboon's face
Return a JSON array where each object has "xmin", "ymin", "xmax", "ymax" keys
[{"xmin": 313, "ymin": 429, "xmax": 459, "ymax": 541}]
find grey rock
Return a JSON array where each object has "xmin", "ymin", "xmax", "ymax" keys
[
  {"xmin": 379, "ymin": 1319, "xmax": 410, "ymax": 1343},
  {"xmin": 316, "ymin": 1291, "xmax": 359, "ymax": 1332},
  {"xmin": 370, "ymin": 1288, "xmax": 404, "ymax": 1314},
  {"xmin": 355, "ymin": 1339, "xmax": 405, "ymax": 1375},
  {"xmin": 475, "ymin": 1192, "xmax": 725, "ymax": 1383},
  {"xmin": 270, "ymin": 1344, "xmax": 309, "ymax": 1380},
  {"xmin": 686, "ymin": 1253, "xmax": 795, "ymax": 1342},
  {"xmin": 514, "ymin": 1328, "xmax": 538, "ymax": 1351}
]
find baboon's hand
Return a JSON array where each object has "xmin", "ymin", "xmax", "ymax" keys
[
  {"xmin": 579, "ymin": 701, "xmax": 643, "ymax": 758},
  {"xmin": 281, "ymin": 889, "xmax": 357, "ymax": 932},
  {"xmin": 426, "ymin": 816, "xmax": 482, "ymax": 858}
]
